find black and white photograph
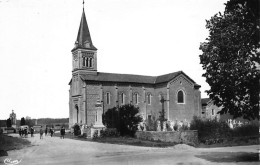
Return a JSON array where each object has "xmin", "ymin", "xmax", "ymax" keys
[{"xmin": 0, "ymin": 0, "xmax": 259, "ymax": 165}]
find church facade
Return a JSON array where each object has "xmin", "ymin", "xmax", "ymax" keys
[{"xmin": 69, "ymin": 8, "xmax": 202, "ymax": 128}]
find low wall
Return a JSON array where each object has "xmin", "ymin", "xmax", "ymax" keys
[{"xmin": 135, "ymin": 130, "xmax": 199, "ymax": 146}]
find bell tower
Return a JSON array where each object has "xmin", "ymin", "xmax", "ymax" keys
[
  {"xmin": 69, "ymin": 2, "xmax": 98, "ymax": 127},
  {"xmin": 71, "ymin": 5, "xmax": 97, "ymax": 75}
]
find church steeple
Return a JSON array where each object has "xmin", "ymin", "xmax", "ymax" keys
[
  {"xmin": 72, "ymin": 6, "xmax": 97, "ymax": 51},
  {"xmin": 71, "ymin": 2, "xmax": 98, "ymax": 74}
]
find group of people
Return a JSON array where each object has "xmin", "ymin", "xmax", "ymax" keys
[
  {"xmin": 18, "ymin": 127, "xmax": 35, "ymax": 138},
  {"xmin": 39, "ymin": 127, "xmax": 66, "ymax": 139}
]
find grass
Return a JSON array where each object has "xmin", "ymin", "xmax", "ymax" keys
[
  {"xmin": 196, "ymin": 152, "xmax": 259, "ymax": 163},
  {"xmin": 198, "ymin": 136, "xmax": 259, "ymax": 148},
  {"xmin": 53, "ymin": 132, "xmax": 259, "ymax": 148},
  {"xmin": 0, "ymin": 134, "xmax": 31, "ymax": 156},
  {"xmin": 53, "ymin": 133, "xmax": 178, "ymax": 148},
  {"xmin": 92, "ymin": 136, "xmax": 178, "ymax": 147}
]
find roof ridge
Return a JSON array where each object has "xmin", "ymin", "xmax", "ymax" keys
[{"xmin": 97, "ymin": 72, "xmax": 157, "ymax": 78}]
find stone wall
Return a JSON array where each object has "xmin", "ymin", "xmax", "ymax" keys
[{"xmin": 135, "ymin": 130, "xmax": 199, "ymax": 146}]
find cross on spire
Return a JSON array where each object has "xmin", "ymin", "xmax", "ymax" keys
[{"xmin": 83, "ymin": 0, "xmax": 85, "ymax": 9}]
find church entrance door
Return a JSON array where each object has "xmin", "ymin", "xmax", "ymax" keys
[{"xmin": 75, "ymin": 104, "xmax": 79, "ymax": 123}]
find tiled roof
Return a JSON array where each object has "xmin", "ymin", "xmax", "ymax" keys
[
  {"xmin": 154, "ymin": 71, "xmax": 197, "ymax": 84},
  {"xmin": 201, "ymin": 98, "xmax": 211, "ymax": 105},
  {"xmin": 81, "ymin": 72, "xmax": 156, "ymax": 84},
  {"xmin": 72, "ymin": 9, "xmax": 97, "ymax": 51},
  {"xmin": 80, "ymin": 71, "xmax": 201, "ymax": 87}
]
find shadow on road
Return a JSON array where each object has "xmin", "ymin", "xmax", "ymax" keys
[{"xmin": 195, "ymin": 152, "xmax": 259, "ymax": 163}]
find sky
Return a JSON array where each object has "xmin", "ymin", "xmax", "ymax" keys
[{"xmin": 0, "ymin": 0, "xmax": 228, "ymax": 120}]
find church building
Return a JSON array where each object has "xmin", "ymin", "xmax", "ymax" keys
[{"xmin": 69, "ymin": 7, "xmax": 202, "ymax": 128}]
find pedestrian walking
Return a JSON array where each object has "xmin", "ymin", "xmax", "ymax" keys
[
  {"xmin": 30, "ymin": 127, "xmax": 34, "ymax": 137},
  {"xmin": 60, "ymin": 127, "xmax": 65, "ymax": 139},
  {"xmin": 24, "ymin": 128, "xmax": 28, "ymax": 138},
  {"xmin": 19, "ymin": 128, "xmax": 22, "ymax": 137},
  {"xmin": 45, "ymin": 128, "xmax": 47, "ymax": 136},
  {"xmin": 50, "ymin": 128, "xmax": 54, "ymax": 137},
  {"xmin": 49, "ymin": 128, "xmax": 51, "ymax": 136},
  {"xmin": 40, "ymin": 127, "xmax": 44, "ymax": 139},
  {"xmin": 21, "ymin": 129, "xmax": 24, "ymax": 137}
]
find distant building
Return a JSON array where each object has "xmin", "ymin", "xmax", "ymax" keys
[
  {"xmin": 201, "ymin": 98, "xmax": 221, "ymax": 121},
  {"xmin": 26, "ymin": 116, "xmax": 31, "ymax": 120},
  {"xmin": 9, "ymin": 110, "xmax": 17, "ymax": 126},
  {"xmin": 201, "ymin": 98, "xmax": 257, "ymax": 126},
  {"xmin": 68, "ymin": 6, "xmax": 202, "ymax": 128}
]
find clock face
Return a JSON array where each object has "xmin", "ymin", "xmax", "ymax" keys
[{"xmin": 85, "ymin": 43, "xmax": 90, "ymax": 48}]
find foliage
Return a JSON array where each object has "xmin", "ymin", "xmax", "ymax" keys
[
  {"xmin": 103, "ymin": 104, "xmax": 143, "ymax": 137},
  {"xmin": 190, "ymin": 116, "xmax": 259, "ymax": 144},
  {"xmin": 20, "ymin": 117, "xmax": 26, "ymax": 126},
  {"xmin": 173, "ymin": 122, "xmax": 178, "ymax": 131},
  {"xmin": 190, "ymin": 116, "xmax": 232, "ymax": 143},
  {"xmin": 158, "ymin": 110, "xmax": 167, "ymax": 130},
  {"xmin": 102, "ymin": 107, "xmax": 118, "ymax": 128},
  {"xmin": 199, "ymin": 0, "xmax": 260, "ymax": 120},
  {"xmin": 166, "ymin": 122, "xmax": 173, "ymax": 131},
  {"xmin": 100, "ymin": 128, "xmax": 120, "ymax": 138},
  {"xmin": 6, "ymin": 118, "xmax": 12, "ymax": 127},
  {"xmin": 179, "ymin": 124, "xmax": 189, "ymax": 131},
  {"xmin": 231, "ymin": 122, "xmax": 259, "ymax": 137},
  {"xmin": 36, "ymin": 118, "xmax": 69, "ymax": 125},
  {"xmin": 25, "ymin": 119, "xmax": 34, "ymax": 128},
  {"xmin": 73, "ymin": 124, "xmax": 81, "ymax": 136},
  {"xmin": 92, "ymin": 130, "xmax": 99, "ymax": 140},
  {"xmin": 92, "ymin": 136, "xmax": 177, "ymax": 148},
  {"xmin": 145, "ymin": 116, "xmax": 157, "ymax": 131}
]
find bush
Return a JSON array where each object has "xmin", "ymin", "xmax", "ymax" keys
[
  {"xmin": 190, "ymin": 116, "xmax": 259, "ymax": 144},
  {"xmin": 173, "ymin": 122, "xmax": 178, "ymax": 131},
  {"xmin": 100, "ymin": 128, "xmax": 119, "ymax": 138},
  {"xmin": 190, "ymin": 116, "xmax": 231, "ymax": 143},
  {"xmin": 103, "ymin": 104, "xmax": 143, "ymax": 137},
  {"xmin": 179, "ymin": 124, "xmax": 189, "ymax": 131},
  {"xmin": 73, "ymin": 124, "xmax": 81, "ymax": 136},
  {"xmin": 145, "ymin": 116, "xmax": 157, "ymax": 131},
  {"xmin": 166, "ymin": 122, "xmax": 173, "ymax": 131},
  {"xmin": 231, "ymin": 123, "xmax": 259, "ymax": 137},
  {"xmin": 92, "ymin": 130, "xmax": 99, "ymax": 140}
]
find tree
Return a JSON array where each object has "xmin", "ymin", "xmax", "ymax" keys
[
  {"xmin": 6, "ymin": 118, "xmax": 12, "ymax": 127},
  {"xmin": 73, "ymin": 124, "xmax": 81, "ymax": 136},
  {"xmin": 103, "ymin": 104, "xmax": 143, "ymax": 137},
  {"xmin": 20, "ymin": 117, "xmax": 26, "ymax": 126},
  {"xmin": 25, "ymin": 119, "xmax": 34, "ymax": 128},
  {"xmin": 199, "ymin": 0, "xmax": 259, "ymax": 120}
]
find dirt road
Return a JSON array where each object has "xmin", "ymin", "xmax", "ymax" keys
[{"xmin": 0, "ymin": 134, "xmax": 259, "ymax": 165}]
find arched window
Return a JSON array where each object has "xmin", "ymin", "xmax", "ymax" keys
[
  {"xmin": 75, "ymin": 104, "xmax": 79, "ymax": 123},
  {"xmin": 134, "ymin": 93, "xmax": 138, "ymax": 104},
  {"xmin": 106, "ymin": 92, "xmax": 110, "ymax": 105},
  {"xmin": 147, "ymin": 94, "xmax": 152, "ymax": 105},
  {"xmin": 82, "ymin": 57, "xmax": 86, "ymax": 67},
  {"xmin": 86, "ymin": 57, "xmax": 89, "ymax": 67},
  {"xmin": 89, "ymin": 57, "xmax": 93, "ymax": 67},
  {"xmin": 159, "ymin": 94, "xmax": 162, "ymax": 104},
  {"xmin": 121, "ymin": 93, "xmax": 125, "ymax": 105},
  {"xmin": 211, "ymin": 109, "xmax": 215, "ymax": 115},
  {"xmin": 177, "ymin": 90, "xmax": 184, "ymax": 103}
]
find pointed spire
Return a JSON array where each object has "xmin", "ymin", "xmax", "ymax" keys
[{"xmin": 73, "ymin": 4, "xmax": 97, "ymax": 51}]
